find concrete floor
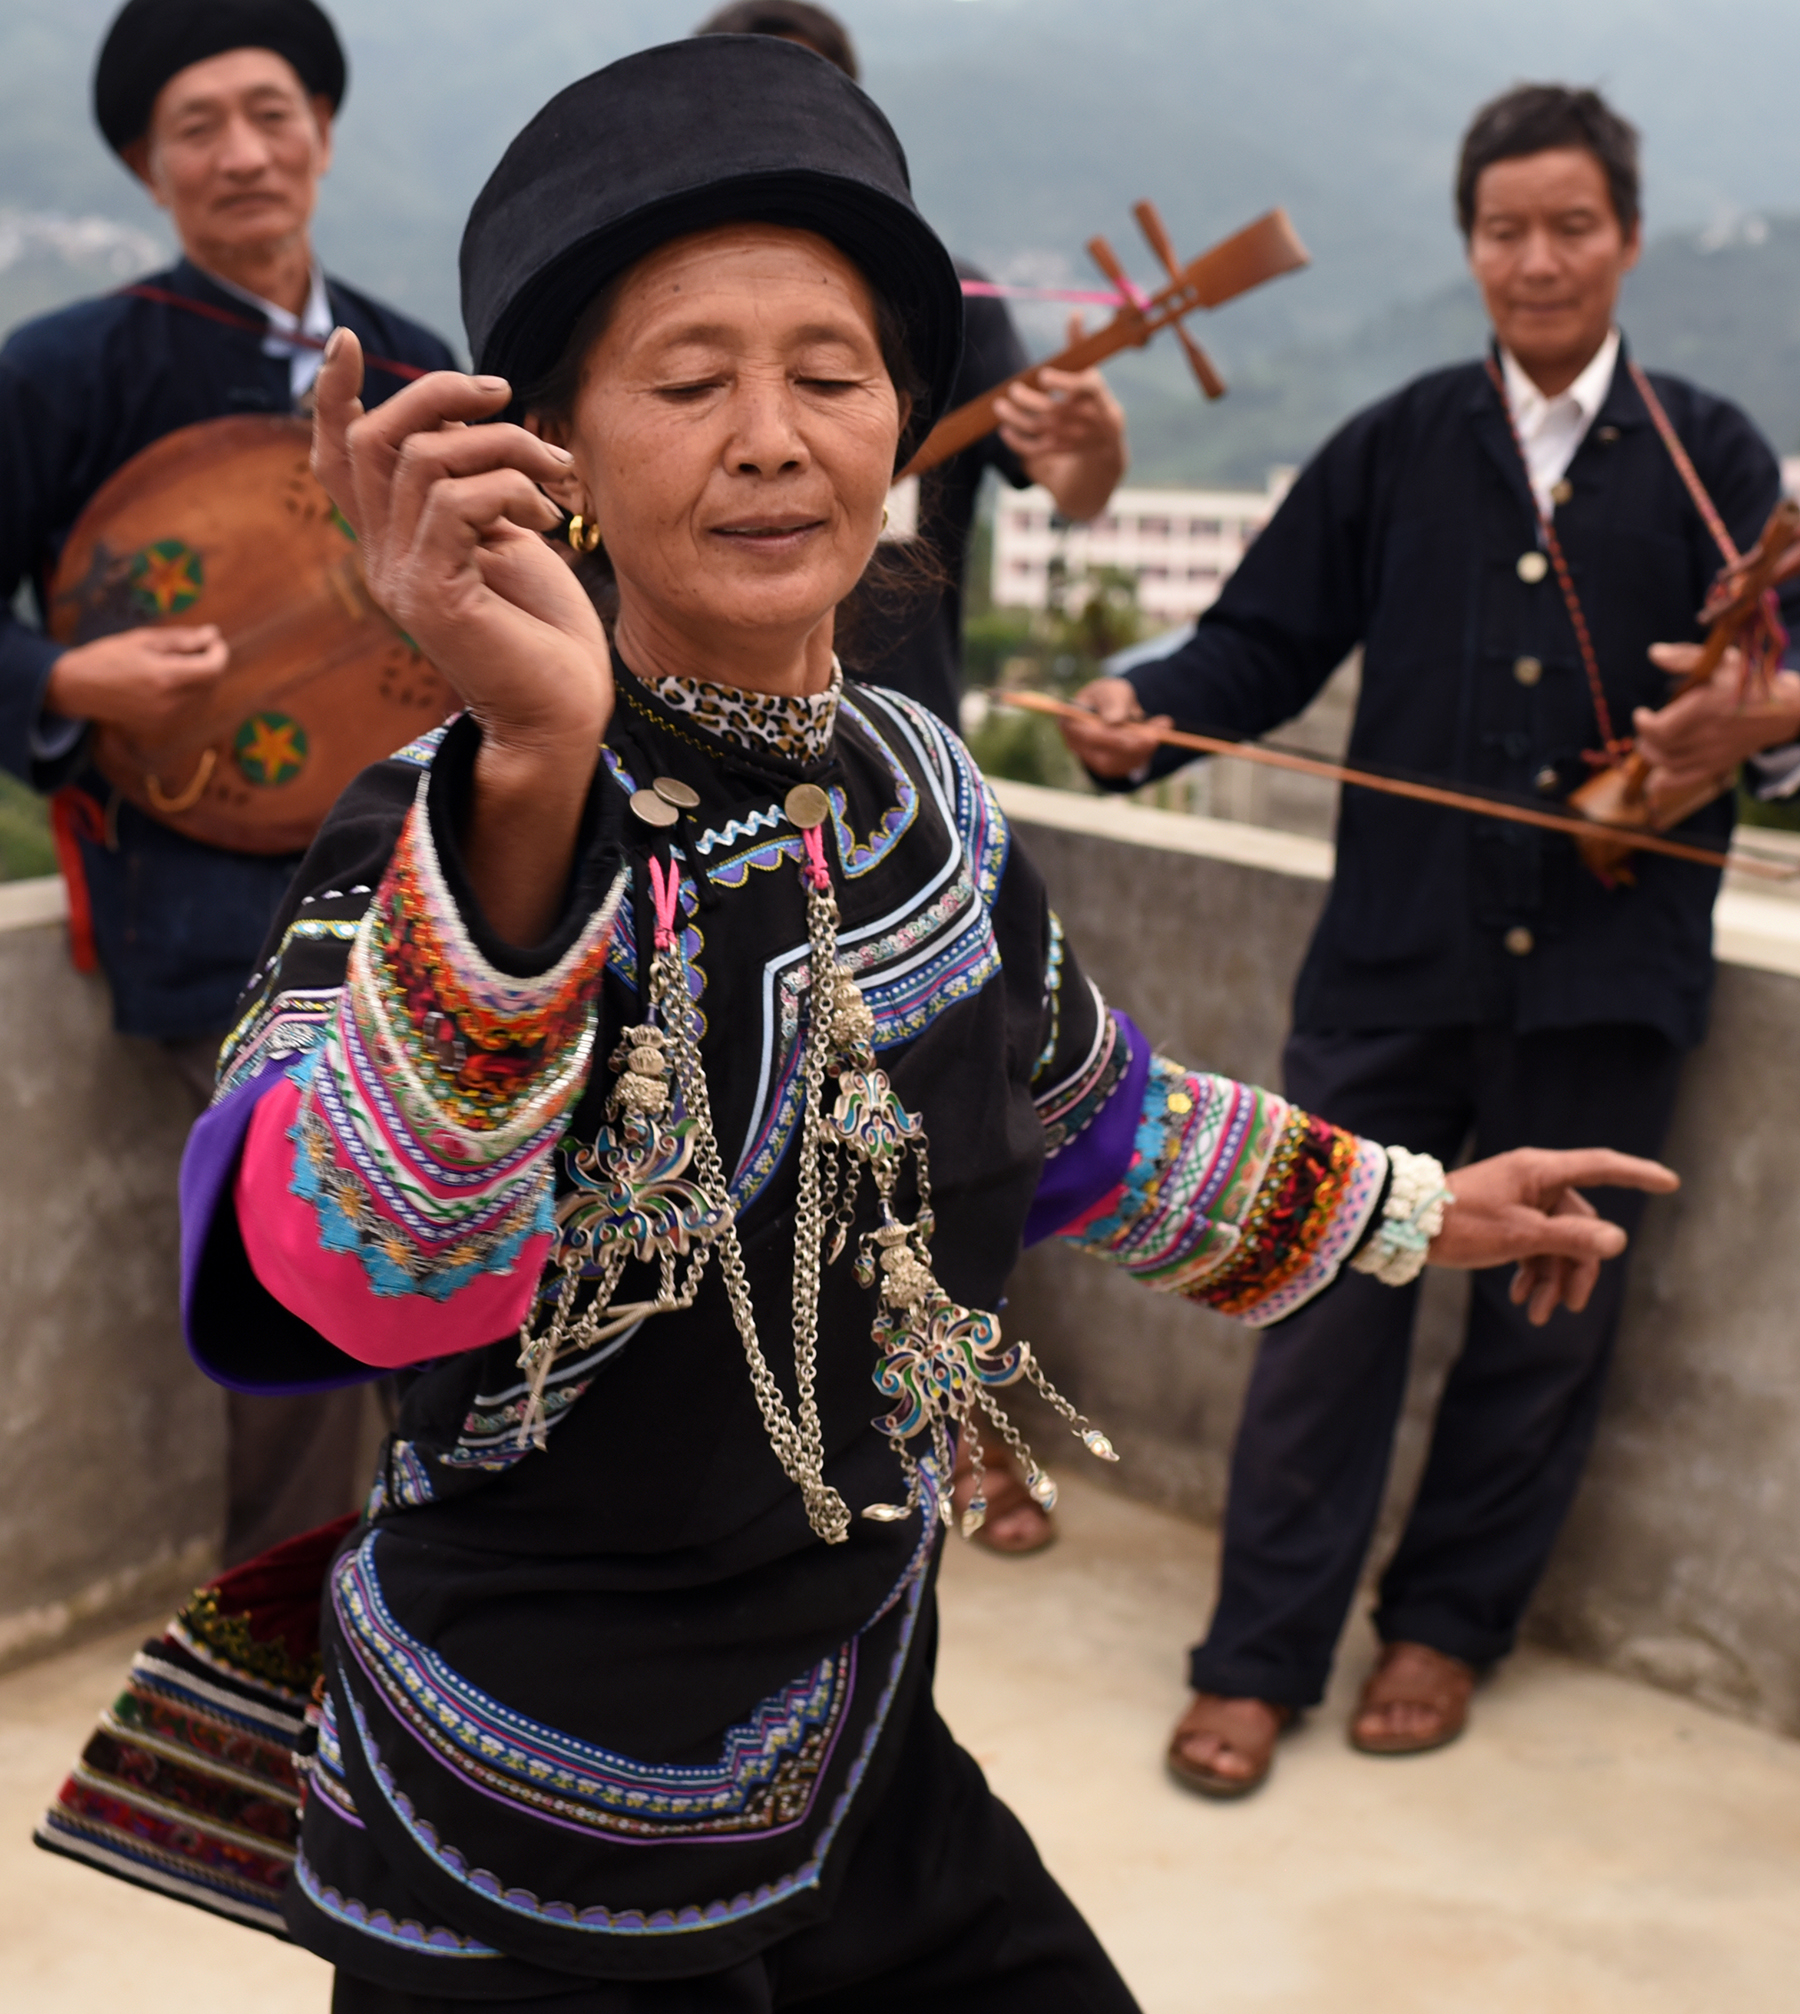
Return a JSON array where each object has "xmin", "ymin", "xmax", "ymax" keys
[{"xmin": 5, "ymin": 1477, "xmax": 1799, "ymax": 2011}]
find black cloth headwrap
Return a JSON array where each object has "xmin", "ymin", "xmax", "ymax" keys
[
  {"xmin": 459, "ymin": 35, "xmax": 963, "ymax": 453},
  {"xmin": 94, "ymin": 0, "xmax": 346, "ymax": 155}
]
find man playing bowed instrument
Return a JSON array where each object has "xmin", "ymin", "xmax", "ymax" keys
[{"xmin": 1062, "ymin": 83, "xmax": 1800, "ymax": 1798}]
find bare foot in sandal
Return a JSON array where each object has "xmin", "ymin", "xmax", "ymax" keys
[
  {"xmin": 951, "ymin": 1439, "xmax": 1056, "ymax": 1555},
  {"xmin": 1165, "ymin": 1693, "xmax": 1294, "ymax": 1799},
  {"xmin": 1350, "ymin": 1641, "xmax": 1475, "ymax": 1755}
]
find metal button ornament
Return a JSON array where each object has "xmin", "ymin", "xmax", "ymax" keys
[
  {"xmin": 1516, "ymin": 551, "xmax": 1549, "ymax": 584},
  {"xmin": 652, "ymin": 776, "xmax": 700, "ymax": 810},
  {"xmin": 630, "ymin": 788, "xmax": 680, "ymax": 829},
  {"xmin": 1504, "ymin": 925, "xmax": 1535, "ymax": 957},
  {"xmin": 1534, "ymin": 766, "xmax": 1560, "ymax": 795},
  {"xmin": 1513, "ymin": 655, "xmax": 1543, "ymax": 687},
  {"xmin": 1551, "ymin": 479, "xmax": 1574, "ymax": 506},
  {"xmin": 784, "ymin": 783, "xmax": 831, "ymax": 830}
]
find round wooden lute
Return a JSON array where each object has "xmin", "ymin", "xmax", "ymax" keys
[{"xmin": 49, "ymin": 413, "xmax": 453, "ymax": 854}]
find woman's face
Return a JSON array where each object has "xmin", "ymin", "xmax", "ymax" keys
[{"xmin": 551, "ymin": 224, "xmax": 905, "ymax": 675}]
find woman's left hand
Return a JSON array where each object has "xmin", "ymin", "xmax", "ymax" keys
[{"xmin": 1427, "ymin": 1148, "xmax": 1679, "ymax": 1325}]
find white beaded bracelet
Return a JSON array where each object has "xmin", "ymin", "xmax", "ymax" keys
[{"xmin": 1349, "ymin": 1146, "xmax": 1454, "ymax": 1288}]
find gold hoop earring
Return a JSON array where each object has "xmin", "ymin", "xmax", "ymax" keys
[
  {"xmin": 880, "ymin": 506, "xmax": 890, "ymax": 532},
  {"xmin": 567, "ymin": 513, "xmax": 602, "ymax": 555}
]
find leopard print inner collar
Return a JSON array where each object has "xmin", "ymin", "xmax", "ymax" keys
[{"xmin": 644, "ymin": 661, "xmax": 842, "ymax": 762}]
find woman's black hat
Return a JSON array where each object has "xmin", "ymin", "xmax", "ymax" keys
[
  {"xmin": 460, "ymin": 36, "xmax": 963, "ymax": 437},
  {"xmin": 94, "ymin": 0, "xmax": 347, "ymax": 156}
]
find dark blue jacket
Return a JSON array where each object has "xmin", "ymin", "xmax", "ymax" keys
[
  {"xmin": 1124, "ymin": 342, "xmax": 1789, "ymax": 1051},
  {"xmin": 0, "ymin": 258, "xmax": 453, "ymax": 1038}
]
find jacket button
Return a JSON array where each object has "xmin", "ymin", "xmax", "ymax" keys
[
  {"xmin": 1534, "ymin": 765, "xmax": 1560, "ymax": 794},
  {"xmin": 1551, "ymin": 478, "xmax": 1574, "ymax": 506},
  {"xmin": 1517, "ymin": 550, "xmax": 1549, "ymax": 583},
  {"xmin": 1504, "ymin": 925, "xmax": 1535, "ymax": 957},
  {"xmin": 1596, "ymin": 424, "xmax": 1620, "ymax": 444},
  {"xmin": 1514, "ymin": 655, "xmax": 1543, "ymax": 686}
]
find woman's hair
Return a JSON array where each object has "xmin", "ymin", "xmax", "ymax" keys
[
  {"xmin": 1456, "ymin": 84, "xmax": 1640, "ymax": 239},
  {"xmin": 693, "ymin": 1, "xmax": 859, "ymax": 82},
  {"xmin": 520, "ymin": 237, "xmax": 940, "ymax": 629}
]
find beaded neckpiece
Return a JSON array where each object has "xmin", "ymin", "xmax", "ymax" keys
[{"xmin": 514, "ymin": 780, "xmax": 1117, "ymax": 1544}]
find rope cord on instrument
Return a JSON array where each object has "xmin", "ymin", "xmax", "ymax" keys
[
  {"xmin": 118, "ymin": 286, "xmax": 428, "ymax": 384},
  {"xmin": 1629, "ymin": 360, "xmax": 1791, "ymax": 690}
]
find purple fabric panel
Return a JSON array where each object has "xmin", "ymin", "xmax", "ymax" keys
[
  {"xmin": 178, "ymin": 1061, "xmax": 287, "ymax": 1352},
  {"xmin": 1023, "ymin": 1011, "xmax": 1153, "ymax": 1247}
]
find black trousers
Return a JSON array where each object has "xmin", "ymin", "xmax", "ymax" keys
[
  {"xmin": 1189, "ymin": 1023, "xmax": 1685, "ymax": 1708},
  {"xmin": 329, "ymin": 1642, "xmax": 1139, "ymax": 2013}
]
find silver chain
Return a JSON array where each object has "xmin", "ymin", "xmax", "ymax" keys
[{"xmin": 514, "ymin": 792, "xmax": 1116, "ymax": 1546}]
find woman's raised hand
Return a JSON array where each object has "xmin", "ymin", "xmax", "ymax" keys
[
  {"xmin": 312, "ymin": 330, "xmax": 613, "ymax": 945},
  {"xmin": 1426, "ymin": 1147, "xmax": 1679, "ymax": 1325},
  {"xmin": 312, "ymin": 330, "xmax": 613, "ymax": 753}
]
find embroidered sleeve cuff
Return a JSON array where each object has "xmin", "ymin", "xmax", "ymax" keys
[
  {"xmin": 1055, "ymin": 1053, "xmax": 1388, "ymax": 1325},
  {"xmin": 292, "ymin": 763, "xmax": 625, "ymax": 1300},
  {"xmin": 1024, "ymin": 1003, "xmax": 1151, "ymax": 1245}
]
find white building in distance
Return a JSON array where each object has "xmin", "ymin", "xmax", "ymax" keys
[{"xmin": 991, "ymin": 471, "xmax": 1295, "ymax": 627}]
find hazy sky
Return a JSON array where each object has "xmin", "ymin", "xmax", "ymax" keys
[{"xmin": 6, "ymin": 0, "xmax": 1800, "ymax": 358}]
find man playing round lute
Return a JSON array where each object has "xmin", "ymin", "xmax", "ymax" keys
[{"xmin": 0, "ymin": 0, "xmax": 455, "ymax": 1564}]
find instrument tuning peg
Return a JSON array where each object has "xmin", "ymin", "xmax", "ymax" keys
[
  {"xmin": 1176, "ymin": 325, "xmax": 1228, "ymax": 401},
  {"xmin": 1131, "ymin": 199, "xmax": 1227, "ymax": 400},
  {"xmin": 1132, "ymin": 200, "xmax": 1183, "ymax": 284},
  {"xmin": 1086, "ymin": 235, "xmax": 1142, "ymax": 314}
]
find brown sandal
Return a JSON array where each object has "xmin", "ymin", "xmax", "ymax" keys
[
  {"xmin": 1164, "ymin": 1694, "xmax": 1295, "ymax": 1800},
  {"xmin": 1350, "ymin": 1641, "xmax": 1475, "ymax": 1756},
  {"xmin": 951, "ymin": 1441, "xmax": 1057, "ymax": 1556}
]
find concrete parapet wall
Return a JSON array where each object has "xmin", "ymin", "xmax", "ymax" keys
[
  {"xmin": 3, "ymin": 784, "xmax": 1800, "ymax": 1735},
  {"xmin": 0, "ymin": 883, "xmax": 222, "ymax": 1673},
  {"xmin": 994, "ymin": 782, "xmax": 1800, "ymax": 1739}
]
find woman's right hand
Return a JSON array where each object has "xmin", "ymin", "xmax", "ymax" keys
[
  {"xmin": 312, "ymin": 330, "xmax": 613, "ymax": 944},
  {"xmin": 312, "ymin": 329, "xmax": 612, "ymax": 753}
]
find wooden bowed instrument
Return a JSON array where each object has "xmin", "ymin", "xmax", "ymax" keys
[
  {"xmin": 49, "ymin": 414, "xmax": 453, "ymax": 854},
  {"xmin": 1567, "ymin": 495, "xmax": 1800, "ymax": 881},
  {"xmin": 901, "ymin": 202, "xmax": 1310, "ymax": 479}
]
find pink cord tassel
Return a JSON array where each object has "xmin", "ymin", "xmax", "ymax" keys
[
  {"xmin": 647, "ymin": 857, "xmax": 681, "ymax": 950},
  {"xmin": 801, "ymin": 823, "xmax": 832, "ymax": 892}
]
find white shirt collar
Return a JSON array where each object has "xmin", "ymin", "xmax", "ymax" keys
[
  {"xmin": 1498, "ymin": 328, "xmax": 1620, "ymax": 519},
  {"xmin": 1500, "ymin": 328, "xmax": 1620, "ymax": 435},
  {"xmin": 193, "ymin": 258, "xmax": 332, "ymax": 400}
]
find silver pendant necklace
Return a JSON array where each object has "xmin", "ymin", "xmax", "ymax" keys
[{"xmin": 514, "ymin": 779, "xmax": 1117, "ymax": 1543}]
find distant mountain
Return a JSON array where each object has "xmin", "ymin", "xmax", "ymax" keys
[
  {"xmin": 1113, "ymin": 212, "xmax": 1800, "ymax": 487},
  {"xmin": 5, "ymin": 0, "xmax": 1800, "ymax": 479}
]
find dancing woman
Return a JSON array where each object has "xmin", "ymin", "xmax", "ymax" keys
[{"xmin": 167, "ymin": 38, "xmax": 1672, "ymax": 2010}]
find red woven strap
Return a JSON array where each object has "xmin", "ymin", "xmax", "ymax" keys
[
  {"xmin": 119, "ymin": 284, "xmax": 429, "ymax": 383},
  {"xmin": 48, "ymin": 786, "xmax": 106, "ymax": 974},
  {"xmin": 1627, "ymin": 360, "xmax": 1739, "ymax": 567},
  {"xmin": 1484, "ymin": 356, "xmax": 1627, "ymax": 761}
]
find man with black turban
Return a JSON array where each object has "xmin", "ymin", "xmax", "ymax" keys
[{"xmin": 0, "ymin": 0, "xmax": 455, "ymax": 1566}]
